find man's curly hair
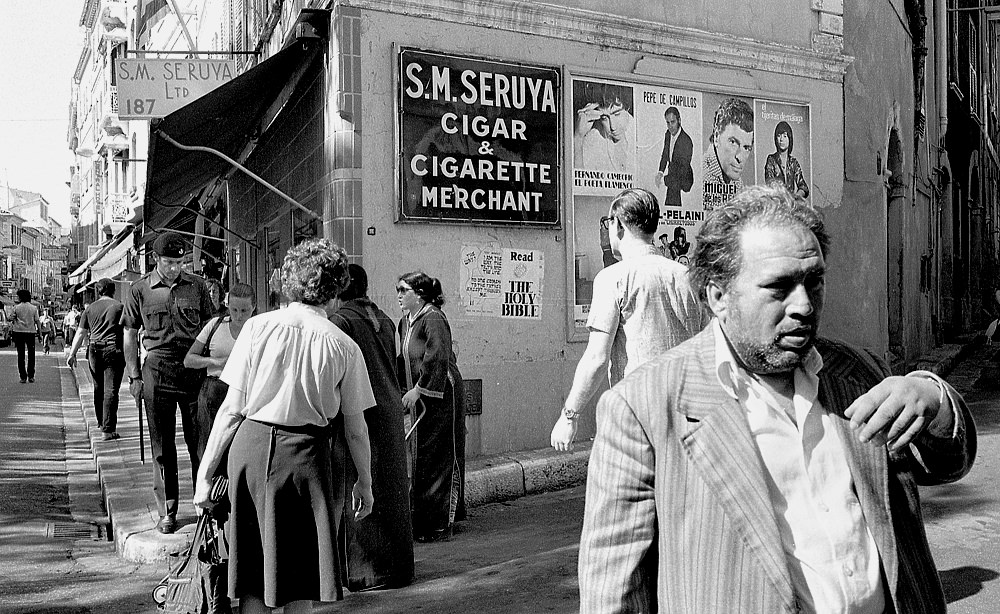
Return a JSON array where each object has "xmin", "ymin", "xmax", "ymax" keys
[
  {"xmin": 689, "ymin": 184, "xmax": 829, "ymax": 303},
  {"xmin": 281, "ymin": 238, "xmax": 351, "ymax": 306}
]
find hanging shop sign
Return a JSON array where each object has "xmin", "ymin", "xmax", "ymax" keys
[
  {"xmin": 398, "ymin": 48, "xmax": 561, "ymax": 225},
  {"xmin": 40, "ymin": 246, "xmax": 68, "ymax": 261},
  {"xmin": 115, "ymin": 58, "xmax": 237, "ymax": 120},
  {"xmin": 570, "ymin": 76, "xmax": 811, "ymax": 332}
]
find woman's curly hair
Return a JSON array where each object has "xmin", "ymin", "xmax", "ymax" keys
[{"xmin": 281, "ymin": 238, "xmax": 351, "ymax": 306}]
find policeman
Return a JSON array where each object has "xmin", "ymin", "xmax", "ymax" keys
[{"xmin": 123, "ymin": 231, "xmax": 214, "ymax": 534}]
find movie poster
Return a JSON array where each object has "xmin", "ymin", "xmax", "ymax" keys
[
  {"xmin": 754, "ymin": 99, "xmax": 812, "ymax": 203},
  {"xmin": 635, "ymin": 85, "xmax": 703, "ymax": 266},
  {"xmin": 569, "ymin": 75, "xmax": 812, "ymax": 335},
  {"xmin": 700, "ymin": 93, "xmax": 758, "ymax": 212}
]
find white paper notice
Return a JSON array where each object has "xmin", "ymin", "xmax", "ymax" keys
[{"xmin": 460, "ymin": 244, "xmax": 544, "ymax": 319}]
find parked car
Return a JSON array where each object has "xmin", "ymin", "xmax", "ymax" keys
[{"xmin": 0, "ymin": 309, "xmax": 10, "ymax": 347}]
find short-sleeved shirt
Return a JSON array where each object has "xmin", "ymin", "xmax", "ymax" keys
[
  {"xmin": 12, "ymin": 302, "xmax": 39, "ymax": 333},
  {"xmin": 587, "ymin": 245, "xmax": 707, "ymax": 385},
  {"xmin": 64, "ymin": 310, "xmax": 80, "ymax": 328},
  {"xmin": 121, "ymin": 269, "xmax": 213, "ymax": 356},
  {"xmin": 195, "ymin": 316, "xmax": 238, "ymax": 377},
  {"xmin": 221, "ymin": 302, "xmax": 376, "ymax": 428},
  {"xmin": 80, "ymin": 297, "xmax": 124, "ymax": 347}
]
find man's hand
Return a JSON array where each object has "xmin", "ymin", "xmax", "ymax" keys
[
  {"xmin": 129, "ymin": 378, "xmax": 143, "ymax": 401},
  {"xmin": 575, "ymin": 102, "xmax": 602, "ymax": 138},
  {"xmin": 402, "ymin": 388, "xmax": 421, "ymax": 412},
  {"xmin": 845, "ymin": 376, "xmax": 953, "ymax": 451},
  {"xmin": 550, "ymin": 413, "xmax": 579, "ymax": 452},
  {"xmin": 66, "ymin": 354, "xmax": 77, "ymax": 368},
  {"xmin": 352, "ymin": 480, "xmax": 374, "ymax": 520}
]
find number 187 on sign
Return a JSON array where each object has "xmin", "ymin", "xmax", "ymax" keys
[{"xmin": 121, "ymin": 98, "xmax": 156, "ymax": 118}]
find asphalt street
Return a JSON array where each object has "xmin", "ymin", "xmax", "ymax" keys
[{"xmin": 0, "ymin": 341, "xmax": 997, "ymax": 613}]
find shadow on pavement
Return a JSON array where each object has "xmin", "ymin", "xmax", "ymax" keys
[{"xmin": 940, "ymin": 566, "xmax": 1000, "ymax": 604}]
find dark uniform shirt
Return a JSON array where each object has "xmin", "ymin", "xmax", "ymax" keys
[{"xmin": 121, "ymin": 269, "xmax": 213, "ymax": 357}]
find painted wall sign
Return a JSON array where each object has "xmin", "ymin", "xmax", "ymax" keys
[
  {"xmin": 460, "ymin": 244, "xmax": 544, "ymax": 318},
  {"xmin": 114, "ymin": 59, "xmax": 237, "ymax": 120},
  {"xmin": 398, "ymin": 49, "xmax": 561, "ymax": 225},
  {"xmin": 571, "ymin": 76, "xmax": 811, "ymax": 332}
]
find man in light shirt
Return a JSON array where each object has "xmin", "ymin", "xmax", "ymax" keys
[
  {"xmin": 578, "ymin": 184, "xmax": 976, "ymax": 614},
  {"xmin": 550, "ymin": 188, "xmax": 705, "ymax": 451}
]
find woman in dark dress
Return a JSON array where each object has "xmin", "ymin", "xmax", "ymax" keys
[
  {"xmin": 396, "ymin": 271, "xmax": 466, "ymax": 543},
  {"xmin": 330, "ymin": 264, "xmax": 414, "ymax": 589}
]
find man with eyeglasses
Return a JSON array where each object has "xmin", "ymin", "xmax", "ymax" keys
[{"xmin": 551, "ymin": 188, "xmax": 706, "ymax": 451}]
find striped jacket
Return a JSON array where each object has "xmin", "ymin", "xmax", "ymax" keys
[{"xmin": 578, "ymin": 328, "xmax": 976, "ymax": 614}]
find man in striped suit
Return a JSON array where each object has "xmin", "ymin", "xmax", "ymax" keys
[{"xmin": 578, "ymin": 184, "xmax": 976, "ymax": 614}]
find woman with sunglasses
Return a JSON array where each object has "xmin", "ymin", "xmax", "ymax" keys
[{"xmin": 395, "ymin": 271, "xmax": 466, "ymax": 543}]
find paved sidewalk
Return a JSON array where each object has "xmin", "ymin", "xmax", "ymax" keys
[
  {"xmin": 67, "ymin": 339, "xmax": 974, "ymax": 564},
  {"xmin": 66, "ymin": 357, "xmax": 591, "ymax": 563}
]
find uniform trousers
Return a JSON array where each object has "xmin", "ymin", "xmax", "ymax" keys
[{"xmin": 142, "ymin": 350, "xmax": 209, "ymax": 517}]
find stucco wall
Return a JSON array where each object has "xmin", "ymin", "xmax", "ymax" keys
[
  {"xmin": 352, "ymin": 5, "xmax": 845, "ymax": 455},
  {"xmin": 838, "ymin": 0, "xmax": 943, "ymax": 364}
]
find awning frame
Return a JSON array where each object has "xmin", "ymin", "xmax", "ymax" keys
[{"xmin": 142, "ymin": 18, "xmax": 328, "ymax": 249}]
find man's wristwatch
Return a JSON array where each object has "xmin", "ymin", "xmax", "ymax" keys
[{"xmin": 562, "ymin": 406, "xmax": 580, "ymax": 421}]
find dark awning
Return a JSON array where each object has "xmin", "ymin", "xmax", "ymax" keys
[{"xmin": 143, "ymin": 37, "xmax": 322, "ymax": 230}]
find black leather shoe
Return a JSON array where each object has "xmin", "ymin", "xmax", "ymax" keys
[
  {"xmin": 157, "ymin": 515, "xmax": 178, "ymax": 534},
  {"xmin": 414, "ymin": 527, "xmax": 452, "ymax": 543}
]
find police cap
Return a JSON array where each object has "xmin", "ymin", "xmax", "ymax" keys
[{"xmin": 152, "ymin": 232, "xmax": 187, "ymax": 258}]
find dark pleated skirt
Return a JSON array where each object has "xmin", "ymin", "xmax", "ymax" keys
[{"xmin": 227, "ymin": 418, "xmax": 343, "ymax": 607}]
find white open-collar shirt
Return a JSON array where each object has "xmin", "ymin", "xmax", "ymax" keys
[{"xmin": 712, "ymin": 319, "xmax": 885, "ymax": 614}]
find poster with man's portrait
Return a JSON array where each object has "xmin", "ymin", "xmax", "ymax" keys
[
  {"xmin": 754, "ymin": 100, "xmax": 812, "ymax": 203},
  {"xmin": 700, "ymin": 93, "xmax": 757, "ymax": 211},
  {"xmin": 635, "ymin": 85, "xmax": 703, "ymax": 265},
  {"xmin": 571, "ymin": 78, "xmax": 637, "ymax": 197}
]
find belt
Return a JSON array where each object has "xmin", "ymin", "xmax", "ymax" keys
[{"xmin": 248, "ymin": 418, "xmax": 332, "ymax": 438}]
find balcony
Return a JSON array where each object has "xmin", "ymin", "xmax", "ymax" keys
[
  {"xmin": 100, "ymin": 2, "xmax": 128, "ymax": 44},
  {"xmin": 100, "ymin": 85, "xmax": 123, "ymax": 139}
]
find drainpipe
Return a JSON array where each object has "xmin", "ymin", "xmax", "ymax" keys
[
  {"xmin": 936, "ymin": 0, "xmax": 949, "ymax": 147},
  {"xmin": 935, "ymin": 0, "xmax": 953, "ymax": 342}
]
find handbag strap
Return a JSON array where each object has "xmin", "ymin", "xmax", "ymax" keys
[{"xmin": 201, "ymin": 316, "xmax": 228, "ymax": 357}]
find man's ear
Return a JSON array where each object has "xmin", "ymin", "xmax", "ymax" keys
[{"xmin": 705, "ymin": 280, "xmax": 728, "ymax": 321}]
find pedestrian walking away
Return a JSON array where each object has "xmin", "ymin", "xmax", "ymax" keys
[
  {"xmin": 122, "ymin": 231, "xmax": 215, "ymax": 535},
  {"xmin": 331, "ymin": 264, "xmax": 414, "ymax": 590},
  {"xmin": 11, "ymin": 289, "xmax": 40, "ymax": 383},
  {"xmin": 66, "ymin": 278, "xmax": 125, "ymax": 441},
  {"xmin": 551, "ymin": 187, "xmax": 706, "ymax": 451},
  {"xmin": 194, "ymin": 238, "xmax": 376, "ymax": 614},
  {"xmin": 396, "ymin": 271, "xmax": 467, "ymax": 543},
  {"xmin": 578, "ymin": 184, "xmax": 978, "ymax": 614}
]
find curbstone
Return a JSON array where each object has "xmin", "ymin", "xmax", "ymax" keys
[
  {"xmin": 69, "ymin": 355, "xmax": 593, "ymax": 564},
  {"xmin": 464, "ymin": 459, "xmax": 525, "ymax": 508},
  {"xmin": 517, "ymin": 445, "xmax": 591, "ymax": 496}
]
